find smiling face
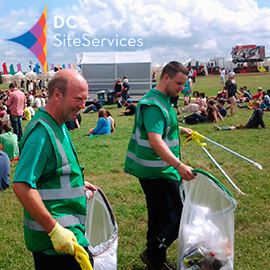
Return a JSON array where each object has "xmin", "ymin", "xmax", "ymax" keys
[
  {"xmin": 47, "ymin": 70, "xmax": 89, "ymax": 124},
  {"xmin": 163, "ymin": 72, "xmax": 188, "ymax": 97},
  {"xmin": 58, "ymin": 75, "xmax": 88, "ymax": 123}
]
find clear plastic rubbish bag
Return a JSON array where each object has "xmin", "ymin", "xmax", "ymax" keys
[
  {"xmin": 178, "ymin": 170, "xmax": 237, "ymax": 270},
  {"xmin": 85, "ymin": 186, "xmax": 118, "ymax": 270}
]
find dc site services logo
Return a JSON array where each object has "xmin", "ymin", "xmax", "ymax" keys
[{"xmin": 7, "ymin": 5, "xmax": 48, "ymax": 74}]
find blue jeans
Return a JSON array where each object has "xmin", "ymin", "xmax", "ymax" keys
[
  {"xmin": 83, "ymin": 106, "xmax": 97, "ymax": 113},
  {"xmin": 10, "ymin": 115, "xmax": 23, "ymax": 141}
]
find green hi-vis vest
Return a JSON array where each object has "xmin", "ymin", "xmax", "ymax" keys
[
  {"xmin": 124, "ymin": 89, "xmax": 181, "ymax": 181},
  {"xmin": 20, "ymin": 109, "xmax": 88, "ymax": 253}
]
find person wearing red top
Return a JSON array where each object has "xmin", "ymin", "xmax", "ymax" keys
[
  {"xmin": 252, "ymin": 87, "xmax": 263, "ymax": 100},
  {"xmin": 192, "ymin": 68, "xmax": 197, "ymax": 83},
  {"xmin": 6, "ymin": 83, "xmax": 26, "ymax": 141}
]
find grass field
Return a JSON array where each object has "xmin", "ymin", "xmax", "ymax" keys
[{"xmin": 0, "ymin": 73, "xmax": 270, "ymax": 270}]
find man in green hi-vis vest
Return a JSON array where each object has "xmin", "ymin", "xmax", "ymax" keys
[
  {"xmin": 125, "ymin": 61, "xmax": 196, "ymax": 270},
  {"xmin": 13, "ymin": 69, "xmax": 96, "ymax": 270}
]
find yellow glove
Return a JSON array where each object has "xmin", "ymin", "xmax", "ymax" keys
[{"xmin": 48, "ymin": 222, "xmax": 77, "ymax": 255}]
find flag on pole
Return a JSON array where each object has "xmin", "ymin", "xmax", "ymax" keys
[
  {"xmin": 72, "ymin": 63, "xmax": 77, "ymax": 70},
  {"xmin": 35, "ymin": 63, "xmax": 40, "ymax": 74},
  {"xmin": 2, "ymin": 62, "xmax": 8, "ymax": 74},
  {"xmin": 51, "ymin": 64, "xmax": 55, "ymax": 71},
  {"xmin": 68, "ymin": 63, "xmax": 71, "ymax": 69},
  {"xmin": 57, "ymin": 64, "xmax": 60, "ymax": 70},
  {"xmin": 9, "ymin": 64, "xmax": 15, "ymax": 75},
  {"xmin": 17, "ymin": 63, "xmax": 22, "ymax": 72}
]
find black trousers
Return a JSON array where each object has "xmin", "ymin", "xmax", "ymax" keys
[
  {"xmin": 33, "ymin": 246, "xmax": 93, "ymax": 270},
  {"xmin": 139, "ymin": 178, "xmax": 183, "ymax": 260}
]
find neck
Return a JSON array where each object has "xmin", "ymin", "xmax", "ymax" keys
[
  {"xmin": 154, "ymin": 83, "xmax": 167, "ymax": 96},
  {"xmin": 43, "ymin": 104, "xmax": 64, "ymax": 125}
]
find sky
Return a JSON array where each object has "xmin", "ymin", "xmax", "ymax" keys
[{"xmin": 0, "ymin": 0, "xmax": 270, "ymax": 72}]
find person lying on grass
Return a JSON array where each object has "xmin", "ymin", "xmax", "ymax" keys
[{"xmin": 215, "ymin": 101, "xmax": 265, "ymax": 130}]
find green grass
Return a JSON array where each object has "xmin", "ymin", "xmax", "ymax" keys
[{"xmin": 1, "ymin": 73, "xmax": 270, "ymax": 269}]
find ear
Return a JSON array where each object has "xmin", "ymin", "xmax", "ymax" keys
[
  {"xmin": 53, "ymin": 88, "xmax": 64, "ymax": 101},
  {"xmin": 163, "ymin": 74, "xmax": 170, "ymax": 83}
]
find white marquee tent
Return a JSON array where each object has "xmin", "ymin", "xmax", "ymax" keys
[{"xmin": 79, "ymin": 51, "xmax": 152, "ymax": 95}]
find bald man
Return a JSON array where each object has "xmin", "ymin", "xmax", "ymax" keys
[{"xmin": 13, "ymin": 70, "xmax": 96, "ymax": 270}]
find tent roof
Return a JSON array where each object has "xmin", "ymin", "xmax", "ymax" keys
[
  {"xmin": 81, "ymin": 51, "xmax": 151, "ymax": 64},
  {"xmin": 183, "ymin": 58, "xmax": 203, "ymax": 66}
]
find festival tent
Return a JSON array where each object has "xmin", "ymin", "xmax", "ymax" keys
[
  {"xmin": 183, "ymin": 58, "xmax": 204, "ymax": 67},
  {"xmin": 13, "ymin": 71, "xmax": 26, "ymax": 80},
  {"xmin": 25, "ymin": 70, "xmax": 37, "ymax": 80},
  {"xmin": 79, "ymin": 51, "xmax": 152, "ymax": 95},
  {"xmin": 46, "ymin": 69, "xmax": 56, "ymax": 80},
  {"xmin": 1, "ymin": 74, "xmax": 13, "ymax": 84}
]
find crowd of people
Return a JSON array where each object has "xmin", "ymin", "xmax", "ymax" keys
[{"xmin": 0, "ymin": 63, "xmax": 268, "ymax": 270}]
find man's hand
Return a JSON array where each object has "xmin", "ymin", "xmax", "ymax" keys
[
  {"xmin": 177, "ymin": 162, "xmax": 196, "ymax": 181},
  {"xmin": 180, "ymin": 127, "xmax": 193, "ymax": 136},
  {"xmin": 48, "ymin": 222, "xmax": 77, "ymax": 255},
  {"xmin": 84, "ymin": 181, "xmax": 97, "ymax": 200}
]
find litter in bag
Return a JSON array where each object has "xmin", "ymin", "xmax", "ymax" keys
[
  {"xmin": 178, "ymin": 169, "xmax": 237, "ymax": 270},
  {"xmin": 85, "ymin": 186, "xmax": 118, "ymax": 270}
]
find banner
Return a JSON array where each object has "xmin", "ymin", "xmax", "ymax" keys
[
  {"xmin": 57, "ymin": 64, "xmax": 60, "ymax": 70},
  {"xmin": 17, "ymin": 63, "xmax": 22, "ymax": 72},
  {"xmin": 62, "ymin": 64, "xmax": 66, "ymax": 69},
  {"xmin": 72, "ymin": 63, "xmax": 77, "ymax": 70},
  {"xmin": 68, "ymin": 63, "xmax": 71, "ymax": 69},
  {"xmin": 9, "ymin": 64, "xmax": 15, "ymax": 75},
  {"xmin": 51, "ymin": 64, "xmax": 55, "ymax": 71},
  {"xmin": 35, "ymin": 63, "xmax": 40, "ymax": 74},
  {"xmin": 2, "ymin": 62, "xmax": 8, "ymax": 74}
]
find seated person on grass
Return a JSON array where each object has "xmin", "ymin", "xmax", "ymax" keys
[
  {"xmin": 183, "ymin": 100, "xmax": 223, "ymax": 125},
  {"xmin": 121, "ymin": 99, "xmax": 136, "ymax": 116},
  {"xmin": 238, "ymin": 86, "xmax": 252, "ymax": 103},
  {"xmin": 260, "ymin": 90, "xmax": 270, "ymax": 111},
  {"xmin": 216, "ymin": 99, "xmax": 227, "ymax": 117},
  {"xmin": 0, "ymin": 121, "xmax": 19, "ymax": 161},
  {"xmin": 252, "ymin": 87, "xmax": 263, "ymax": 100},
  {"xmin": 215, "ymin": 101, "xmax": 265, "ymax": 130},
  {"xmin": 86, "ymin": 109, "xmax": 111, "ymax": 137},
  {"xmin": 0, "ymin": 150, "xmax": 10, "ymax": 191},
  {"xmin": 83, "ymin": 98, "xmax": 102, "ymax": 113},
  {"xmin": 181, "ymin": 92, "xmax": 207, "ymax": 113}
]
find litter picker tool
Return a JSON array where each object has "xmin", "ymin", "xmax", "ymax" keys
[
  {"xmin": 181, "ymin": 131, "xmax": 246, "ymax": 196},
  {"xmin": 203, "ymin": 136, "xmax": 262, "ymax": 170}
]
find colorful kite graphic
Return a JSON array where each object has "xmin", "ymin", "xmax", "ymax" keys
[{"xmin": 7, "ymin": 5, "xmax": 48, "ymax": 74}]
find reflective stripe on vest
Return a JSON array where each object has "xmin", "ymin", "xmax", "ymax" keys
[
  {"xmin": 24, "ymin": 117, "xmax": 85, "ymax": 201},
  {"xmin": 131, "ymin": 97, "xmax": 179, "ymax": 148},
  {"xmin": 126, "ymin": 150, "xmax": 169, "ymax": 167},
  {"xmin": 24, "ymin": 214, "xmax": 86, "ymax": 231}
]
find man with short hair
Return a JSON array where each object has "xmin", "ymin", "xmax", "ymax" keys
[
  {"xmin": 6, "ymin": 83, "xmax": 26, "ymax": 141},
  {"xmin": 125, "ymin": 61, "xmax": 195, "ymax": 270},
  {"xmin": 13, "ymin": 69, "xmax": 96, "ymax": 270}
]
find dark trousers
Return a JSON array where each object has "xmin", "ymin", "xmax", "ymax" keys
[
  {"xmin": 33, "ymin": 246, "xmax": 93, "ymax": 270},
  {"xmin": 10, "ymin": 115, "xmax": 23, "ymax": 141},
  {"xmin": 122, "ymin": 91, "xmax": 128, "ymax": 102},
  {"xmin": 139, "ymin": 178, "xmax": 183, "ymax": 260}
]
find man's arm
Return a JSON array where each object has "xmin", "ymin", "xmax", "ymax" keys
[
  {"xmin": 148, "ymin": 132, "xmax": 195, "ymax": 181},
  {"xmin": 13, "ymin": 182, "xmax": 56, "ymax": 233}
]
